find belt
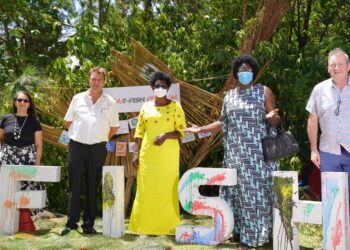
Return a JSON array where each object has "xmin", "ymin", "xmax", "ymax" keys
[{"xmin": 70, "ymin": 139, "xmax": 106, "ymax": 146}]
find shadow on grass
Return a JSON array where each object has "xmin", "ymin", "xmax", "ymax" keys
[
  {"xmin": 0, "ymin": 214, "xmax": 323, "ymax": 250},
  {"xmin": 34, "ymin": 229, "xmax": 51, "ymax": 236},
  {"xmin": 115, "ymin": 233, "xmax": 138, "ymax": 242}
]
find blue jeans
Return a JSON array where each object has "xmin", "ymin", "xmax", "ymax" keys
[{"xmin": 320, "ymin": 147, "xmax": 350, "ymax": 205}]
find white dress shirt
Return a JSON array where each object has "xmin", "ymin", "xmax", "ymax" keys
[{"xmin": 64, "ymin": 90, "xmax": 119, "ymax": 145}]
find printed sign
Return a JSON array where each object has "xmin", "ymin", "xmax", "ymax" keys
[
  {"xmin": 58, "ymin": 130, "xmax": 70, "ymax": 145},
  {"xmin": 128, "ymin": 117, "xmax": 138, "ymax": 130},
  {"xmin": 181, "ymin": 132, "xmax": 195, "ymax": 143},
  {"xmin": 104, "ymin": 83, "xmax": 181, "ymax": 113},
  {"xmin": 198, "ymin": 131, "xmax": 212, "ymax": 139},
  {"xmin": 115, "ymin": 120, "xmax": 129, "ymax": 135},
  {"xmin": 116, "ymin": 142, "xmax": 127, "ymax": 156},
  {"xmin": 106, "ymin": 141, "xmax": 116, "ymax": 153},
  {"xmin": 128, "ymin": 142, "xmax": 136, "ymax": 153}
]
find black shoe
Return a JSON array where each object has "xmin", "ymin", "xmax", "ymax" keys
[
  {"xmin": 61, "ymin": 227, "xmax": 72, "ymax": 235},
  {"xmin": 83, "ymin": 227, "xmax": 97, "ymax": 235}
]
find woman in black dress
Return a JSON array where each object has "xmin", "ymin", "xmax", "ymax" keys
[{"xmin": 0, "ymin": 90, "xmax": 45, "ymax": 194}]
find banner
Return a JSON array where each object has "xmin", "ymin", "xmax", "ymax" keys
[{"xmin": 104, "ymin": 83, "xmax": 181, "ymax": 113}]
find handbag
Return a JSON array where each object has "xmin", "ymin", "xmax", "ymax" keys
[{"xmin": 262, "ymin": 124, "xmax": 300, "ymax": 161}]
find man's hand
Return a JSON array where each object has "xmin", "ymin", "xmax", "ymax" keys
[{"xmin": 311, "ymin": 149, "xmax": 320, "ymax": 168}]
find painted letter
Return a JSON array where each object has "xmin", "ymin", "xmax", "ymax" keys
[
  {"xmin": 322, "ymin": 172, "xmax": 350, "ymax": 250},
  {"xmin": 176, "ymin": 167, "xmax": 236, "ymax": 245},
  {"xmin": 0, "ymin": 165, "xmax": 60, "ymax": 235},
  {"xmin": 272, "ymin": 171, "xmax": 349, "ymax": 250},
  {"xmin": 102, "ymin": 166, "xmax": 124, "ymax": 238}
]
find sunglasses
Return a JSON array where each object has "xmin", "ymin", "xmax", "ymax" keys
[
  {"xmin": 16, "ymin": 98, "xmax": 30, "ymax": 103},
  {"xmin": 335, "ymin": 96, "xmax": 341, "ymax": 116}
]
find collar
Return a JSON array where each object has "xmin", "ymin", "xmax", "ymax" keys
[
  {"xmin": 85, "ymin": 89, "xmax": 107, "ymax": 99},
  {"xmin": 330, "ymin": 75, "xmax": 350, "ymax": 90}
]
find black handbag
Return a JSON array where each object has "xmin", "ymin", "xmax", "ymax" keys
[{"xmin": 262, "ymin": 124, "xmax": 299, "ymax": 161}]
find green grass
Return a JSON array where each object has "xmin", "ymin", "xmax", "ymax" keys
[{"xmin": 0, "ymin": 214, "xmax": 322, "ymax": 249}]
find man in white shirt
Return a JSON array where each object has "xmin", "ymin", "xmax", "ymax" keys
[
  {"xmin": 306, "ymin": 48, "xmax": 350, "ymax": 204},
  {"xmin": 61, "ymin": 67, "xmax": 119, "ymax": 235}
]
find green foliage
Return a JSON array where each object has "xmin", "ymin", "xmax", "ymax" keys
[
  {"xmin": 1, "ymin": 0, "xmax": 350, "ymax": 213},
  {"xmin": 280, "ymin": 156, "xmax": 302, "ymax": 172},
  {"xmin": 41, "ymin": 143, "xmax": 68, "ymax": 214},
  {"xmin": 0, "ymin": 66, "xmax": 42, "ymax": 119},
  {"xmin": 0, "ymin": 0, "xmax": 73, "ymax": 75}
]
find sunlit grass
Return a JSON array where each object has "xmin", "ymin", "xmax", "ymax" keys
[{"xmin": 0, "ymin": 213, "xmax": 322, "ymax": 249}]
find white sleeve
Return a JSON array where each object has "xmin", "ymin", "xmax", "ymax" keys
[
  {"xmin": 64, "ymin": 95, "xmax": 77, "ymax": 122},
  {"xmin": 305, "ymin": 87, "xmax": 318, "ymax": 115},
  {"xmin": 109, "ymin": 100, "xmax": 120, "ymax": 127}
]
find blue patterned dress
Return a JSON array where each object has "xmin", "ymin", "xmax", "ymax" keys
[{"xmin": 220, "ymin": 84, "xmax": 279, "ymax": 247}]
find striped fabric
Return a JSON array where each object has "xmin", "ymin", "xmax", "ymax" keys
[{"xmin": 220, "ymin": 84, "xmax": 279, "ymax": 247}]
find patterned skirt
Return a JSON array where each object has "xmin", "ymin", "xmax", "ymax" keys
[{"xmin": 0, "ymin": 143, "xmax": 45, "ymax": 191}]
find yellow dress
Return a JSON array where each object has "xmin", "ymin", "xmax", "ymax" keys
[{"xmin": 128, "ymin": 100, "xmax": 186, "ymax": 235}]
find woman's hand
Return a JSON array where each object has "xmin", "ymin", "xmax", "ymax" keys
[
  {"xmin": 34, "ymin": 130, "xmax": 43, "ymax": 166},
  {"xmin": 266, "ymin": 109, "xmax": 280, "ymax": 126},
  {"xmin": 132, "ymin": 152, "xmax": 139, "ymax": 169},
  {"xmin": 153, "ymin": 133, "xmax": 168, "ymax": 146},
  {"xmin": 184, "ymin": 122, "xmax": 202, "ymax": 134}
]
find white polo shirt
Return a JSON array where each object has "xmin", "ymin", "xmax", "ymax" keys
[{"xmin": 64, "ymin": 90, "xmax": 119, "ymax": 145}]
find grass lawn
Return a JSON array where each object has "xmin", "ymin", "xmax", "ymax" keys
[{"xmin": 0, "ymin": 213, "xmax": 322, "ymax": 250}]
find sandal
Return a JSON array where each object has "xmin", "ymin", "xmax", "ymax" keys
[
  {"xmin": 228, "ymin": 233, "xmax": 240, "ymax": 242},
  {"xmin": 238, "ymin": 243, "xmax": 249, "ymax": 250}
]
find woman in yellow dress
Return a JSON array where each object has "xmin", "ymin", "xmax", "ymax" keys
[{"xmin": 128, "ymin": 71, "xmax": 186, "ymax": 235}]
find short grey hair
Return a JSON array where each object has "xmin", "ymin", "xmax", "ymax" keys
[
  {"xmin": 328, "ymin": 48, "xmax": 349, "ymax": 64},
  {"xmin": 89, "ymin": 67, "xmax": 107, "ymax": 79}
]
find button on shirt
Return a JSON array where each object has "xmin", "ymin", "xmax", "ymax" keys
[
  {"xmin": 64, "ymin": 91, "xmax": 119, "ymax": 145},
  {"xmin": 306, "ymin": 77, "xmax": 350, "ymax": 155}
]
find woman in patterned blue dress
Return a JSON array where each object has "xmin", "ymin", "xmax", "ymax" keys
[{"xmin": 186, "ymin": 54, "xmax": 280, "ymax": 249}]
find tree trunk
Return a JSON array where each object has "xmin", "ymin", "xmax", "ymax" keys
[{"xmin": 296, "ymin": 0, "xmax": 313, "ymax": 51}]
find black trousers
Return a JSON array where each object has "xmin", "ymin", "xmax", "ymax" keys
[{"xmin": 66, "ymin": 140, "xmax": 107, "ymax": 229}]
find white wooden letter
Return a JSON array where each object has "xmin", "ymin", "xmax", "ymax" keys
[
  {"xmin": 176, "ymin": 167, "xmax": 236, "ymax": 245},
  {"xmin": 0, "ymin": 165, "xmax": 61, "ymax": 235},
  {"xmin": 273, "ymin": 171, "xmax": 350, "ymax": 250},
  {"xmin": 273, "ymin": 171, "xmax": 322, "ymax": 250},
  {"xmin": 102, "ymin": 166, "xmax": 124, "ymax": 238},
  {"xmin": 322, "ymin": 172, "xmax": 350, "ymax": 250}
]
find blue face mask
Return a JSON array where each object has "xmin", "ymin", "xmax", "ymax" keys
[{"xmin": 237, "ymin": 71, "xmax": 253, "ymax": 85}]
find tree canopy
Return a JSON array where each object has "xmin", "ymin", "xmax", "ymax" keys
[{"xmin": 1, "ymin": 0, "xmax": 350, "ymax": 212}]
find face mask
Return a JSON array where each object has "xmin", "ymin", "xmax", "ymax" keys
[
  {"xmin": 237, "ymin": 71, "xmax": 253, "ymax": 85},
  {"xmin": 154, "ymin": 87, "xmax": 168, "ymax": 98}
]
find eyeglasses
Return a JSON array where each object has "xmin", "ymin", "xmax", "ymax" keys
[
  {"xmin": 335, "ymin": 96, "xmax": 341, "ymax": 116},
  {"xmin": 153, "ymin": 86, "xmax": 168, "ymax": 89},
  {"xmin": 238, "ymin": 69, "xmax": 253, "ymax": 73},
  {"xmin": 16, "ymin": 98, "xmax": 29, "ymax": 103}
]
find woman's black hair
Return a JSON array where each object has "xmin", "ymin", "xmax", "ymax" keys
[
  {"xmin": 149, "ymin": 71, "xmax": 172, "ymax": 88},
  {"xmin": 13, "ymin": 90, "xmax": 36, "ymax": 117},
  {"xmin": 231, "ymin": 54, "xmax": 260, "ymax": 80}
]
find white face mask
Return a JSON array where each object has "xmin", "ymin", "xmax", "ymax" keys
[{"xmin": 154, "ymin": 87, "xmax": 168, "ymax": 98}]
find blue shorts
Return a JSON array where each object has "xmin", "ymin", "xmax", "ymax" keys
[{"xmin": 320, "ymin": 147, "xmax": 350, "ymax": 203}]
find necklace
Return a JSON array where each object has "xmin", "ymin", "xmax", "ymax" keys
[{"xmin": 13, "ymin": 115, "xmax": 28, "ymax": 140}]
